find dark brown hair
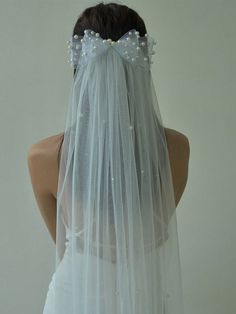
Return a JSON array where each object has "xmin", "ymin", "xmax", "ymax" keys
[{"xmin": 72, "ymin": 1, "xmax": 147, "ymax": 75}]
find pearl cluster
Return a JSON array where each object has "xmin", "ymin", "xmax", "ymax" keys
[{"xmin": 67, "ymin": 29, "xmax": 157, "ymax": 68}]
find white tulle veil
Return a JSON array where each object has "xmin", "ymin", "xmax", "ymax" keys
[{"xmin": 54, "ymin": 29, "xmax": 184, "ymax": 314}]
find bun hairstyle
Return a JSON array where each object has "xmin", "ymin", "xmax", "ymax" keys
[{"xmin": 72, "ymin": 2, "xmax": 147, "ymax": 75}]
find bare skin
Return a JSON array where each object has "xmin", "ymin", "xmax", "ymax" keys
[{"xmin": 27, "ymin": 128, "xmax": 190, "ymax": 244}]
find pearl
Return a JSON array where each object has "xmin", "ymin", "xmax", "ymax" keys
[
  {"xmin": 67, "ymin": 30, "xmax": 157, "ymax": 68},
  {"xmin": 111, "ymin": 177, "xmax": 114, "ymax": 181},
  {"xmin": 141, "ymin": 170, "xmax": 144, "ymax": 174},
  {"xmin": 129, "ymin": 125, "xmax": 133, "ymax": 130}
]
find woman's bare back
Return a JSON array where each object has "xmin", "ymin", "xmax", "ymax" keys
[
  {"xmin": 28, "ymin": 128, "xmax": 189, "ymax": 200},
  {"xmin": 27, "ymin": 128, "xmax": 190, "ymax": 242}
]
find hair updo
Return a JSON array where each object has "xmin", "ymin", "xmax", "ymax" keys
[{"xmin": 72, "ymin": 2, "xmax": 147, "ymax": 75}]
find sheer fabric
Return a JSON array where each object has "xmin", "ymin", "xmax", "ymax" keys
[{"xmin": 43, "ymin": 29, "xmax": 184, "ymax": 314}]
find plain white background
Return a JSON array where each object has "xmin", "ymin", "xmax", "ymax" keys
[{"xmin": 0, "ymin": 0, "xmax": 235, "ymax": 313}]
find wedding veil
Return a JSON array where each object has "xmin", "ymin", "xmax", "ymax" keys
[{"xmin": 54, "ymin": 29, "xmax": 184, "ymax": 314}]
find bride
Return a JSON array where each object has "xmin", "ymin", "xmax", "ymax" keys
[{"xmin": 27, "ymin": 2, "xmax": 190, "ymax": 314}]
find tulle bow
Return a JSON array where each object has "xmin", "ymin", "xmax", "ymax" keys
[{"xmin": 67, "ymin": 28, "xmax": 157, "ymax": 69}]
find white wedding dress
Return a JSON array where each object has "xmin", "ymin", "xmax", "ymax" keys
[{"xmin": 43, "ymin": 228, "xmax": 168, "ymax": 314}]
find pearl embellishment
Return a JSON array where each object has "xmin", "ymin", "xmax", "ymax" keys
[{"xmin": 68, "ymin": 29, "xmax": 156, "ymax": 68}]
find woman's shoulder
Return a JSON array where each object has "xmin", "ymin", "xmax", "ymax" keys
[
  {"xmin": 28, "ymin": 132, "xmax": 64, "ymax": 154},
  {"xmin": 164, "ymin": 127, "xmax": 189, "ymax": 146},
  {"xmin": 164, "ymin": 127, "xmax": 190, "ymax": 157},
  {"xmin": 164, "ymin": 128, "xmax": 190, "ymax": 206},
  {"xmin": 27, "ymin": 132, "xmax": 64, "ymax": 198}
]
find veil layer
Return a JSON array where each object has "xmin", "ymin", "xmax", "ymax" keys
[{"xmin": 54, "ymin": 29, "xmax": 184, "ymax": 314}]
